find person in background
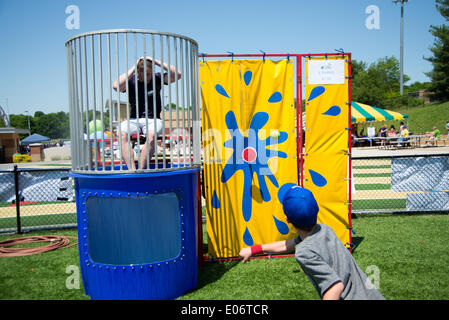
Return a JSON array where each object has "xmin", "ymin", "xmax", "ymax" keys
[
  {"xmin": 351, "ymin": 124, "xmax": 360, "ymax": 147},
  {"xmin": 378, "ymin": 124, "xmax": 388, "ymax": 148},
  {"xmin": 385, "ymin": 125, "xmax": 397, "ymax": 148},
  {"xmin": 397, "ymin": 125, "xmax": 409, "ymax": 147},
  {"xmin": 425, "ymin": 126, "xmax": 441, "ymax": 147},
  {"xmin": 388, "ymin": 125, "xmax": 397, "ymax": 137}
]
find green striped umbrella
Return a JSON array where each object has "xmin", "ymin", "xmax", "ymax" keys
[
  {"xmin": 351, "ymin": 101, "xmax": 408, "ymax": 123},
  {"xmin": 301, "ymin": 102, "xmax": 408, "ymax": 126}
]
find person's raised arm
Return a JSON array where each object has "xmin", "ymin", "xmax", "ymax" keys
[
  {"xmin": 112, "ymin": 64, "xmax": 136, "ymax": 93},
  {"xmin": 239, "ymin": 238, "xmax": 297, "ymax": 263},
  {"xmin": 144, "ymin": 56, "xmax": 181, "ymax": 84}
]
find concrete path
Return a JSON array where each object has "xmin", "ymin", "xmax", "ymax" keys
[
  {"xmin": 352, "ymin": 145, "xmax": 449, "ymax": 158},
  {"xmin": 0, "ymin": 203, "xmax": 76, "ymax": 218}
]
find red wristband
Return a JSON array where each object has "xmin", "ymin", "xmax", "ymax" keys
[{"xmin": 251, "ymin": 244, "xmax": 263, "ymax": 255}]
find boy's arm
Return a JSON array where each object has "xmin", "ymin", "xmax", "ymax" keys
[
  {"xmin": 239, "ymin": 238, "xmax": 297, "ymax": 263},
  {"xmin": 322, "ymin": 281, "xmax": 344, "ymax": 300}
]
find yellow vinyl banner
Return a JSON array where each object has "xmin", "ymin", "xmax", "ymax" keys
[
  {"xmin": 304, "ymin": 56, "xmax": 351, "ymax": 248},
  {"xmin": 200, "ymin": 59, "xmax": 298, "ymax": 258}
]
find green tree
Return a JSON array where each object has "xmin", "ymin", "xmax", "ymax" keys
[
  {"xmin": 9, "ymin": 111, "xmax": 72, "ymax": 140},
  {"xmin": 56, "ymin": 111, "xmax": 70, "ymax": 139},
  {"xmin": 425, "ymin": 0, "xmax": 449, "ymax": 101},
  {"xmin": 9, "ymin": 114, "xmax": 33, "ymax": 139},
  {"xmin": 405, "ymin": 81, "xmax": 431, "ymax": 93},
  {"xmin": 31, "ymin": 112, "xmax": 70, "ymax": 139},
  {"xmin": 351, "ymin": 60, "xmax": 368, "ymax": 79},
  {"xmin": 34, "ymin": 113, "xmax": 60, "ymax": 138},
  {"xmin": 351, "ymin": 56, "xmax": 409, "ymax": 107}
]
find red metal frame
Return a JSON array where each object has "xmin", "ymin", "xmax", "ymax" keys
[
  {"xmin": 347, "ymin": 54, "xmax": 353, "ymax": 252},
  {"xmin": 196, "ymin": 171, "xmax": 204, "ymax": 268},
  {"xmin": 298, "ymin": 56, "xmax": 304, "ymax": 187},
  {"xmin": 198, "ymin": 52, "xmax": 353, "ymax": 260}
]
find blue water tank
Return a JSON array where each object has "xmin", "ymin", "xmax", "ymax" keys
[{"xmin": 71, "ymin": 168, "xmax": 200, "ymax": 300}]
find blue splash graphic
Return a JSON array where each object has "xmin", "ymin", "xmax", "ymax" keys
[
  {"xmin": 221, "ymin": 111, "xmax": 287, "ymax": 222},
  {"xmin": 268, "ymin": 92, "xmax": 282, "ymax": 103},
  {"xmin": 244, "ymin": 71, "xmax": 252, "ymax": 86},
  {"xmin": 215, "ymin": 84, "xmax": 230, "ymax": 98},
  {"xmin": 309, "ymin": 169, "xmax": 327, "ymax": 187},
  {"xmin": 243, "ymin": 227, "xmax": 254, "ymax": 246},
  {"xmin": 273, "ymin": 215, "xmax": 290, "ymax": 235},
  {"xmin": 211, "ymin": 190, "xmax": 220, "ymax": 209},
  {"xmin": 308, "ymin": 86, "xmax": 325, "ymax": 101},
  {"xmin": 215, "ymin": 75, "xmax": 291, "ymax": 244},
  {"xmin": 322, "ymin": 105, "xmax": 341, "ymax": 117}
]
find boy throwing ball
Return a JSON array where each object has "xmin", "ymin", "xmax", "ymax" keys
[{"xmin": 239, "ymin": 185, "xmax": 385, "ymax": 300}]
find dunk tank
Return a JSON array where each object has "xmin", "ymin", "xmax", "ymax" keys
[{"xmin": 65, "ymin": 30, "xmax": 202, "ymax": 299}]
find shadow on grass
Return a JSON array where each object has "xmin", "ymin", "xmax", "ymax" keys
[
  {"xmin": 199, "ymin": 260, "xmax": 240, "ymax": 286},
  {"xmin": 351, "ymin": 236, "xmax": 364, "ymax": 253},
  {"xmin": 185, "ymin": 260, "xmax": 240, "ymax": 294}
]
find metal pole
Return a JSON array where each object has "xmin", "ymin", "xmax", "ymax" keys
[
  {"xmin": 115, "ymin": 33, "xmax": 123, "ymax": 171},
  {"xmin": 83, "ymin": 36, "xmax": 92, "ymax": 171},
  {"xmin": 106, "ymin": 33, "xmax": 115, "ymax": 171},
  {"xmin": 25, "ymin": 111, "xmax": 30, "ymax": 136},
  {"xmin": 167, "ymin": 36, "xmax": 174, "ymax": 165},
  {"xmin": 180, "ymin": 39, "xmax": 187, "ymax": 164},
  {"xmin": 98, "ymin": 34, "xmax": 106, "ymax": 167},
  {"xmin": 159, "ymin": 35, "xmax": 165, "ymax": 169},
  {"xmin": 151, "ymin": 34, "xmax": 160, "ymax": 168},
  {"xmin": 400, "ymin": 1, "xmax": 404, "ymax": 96},
  {"xmin": 143, "ymin": 34, "xmax": 150, "ymax": 170},
  {"xmin": 13, "ymin": 165, "xmax": 22, "ymax": 234},
  {"xmin": 91, "ymin": 35, "xmax": 98, "ymax": 170},
  {"xmin": 174, "ymin": 37, "xmax": 181, "ymax": 168},
  {"xmin": 134, "ymin": 33, "xmax": 141, "ymax": 169}
]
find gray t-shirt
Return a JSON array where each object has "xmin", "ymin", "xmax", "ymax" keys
[{"xmin": 294, "ymin": 224, "xmax": 385, "ymax": 300}]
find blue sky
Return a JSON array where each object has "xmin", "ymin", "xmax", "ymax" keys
[{"xmin": 0, "ymin": 0, "xmax": 445, "ymax": 116}]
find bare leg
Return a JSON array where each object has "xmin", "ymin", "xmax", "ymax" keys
[
  {"xmin": 121, "ymin": 132, "xmax": 136, "ymax": 170},
  {"xmin": 138, "ymin": 131, "xmax": 155, "ymax": 169}
]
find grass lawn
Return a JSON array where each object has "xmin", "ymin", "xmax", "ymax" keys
[
  {"xmin": 0, "ymin": 213, "xmax": 76, "ymax": 230},
  {"xmin": 1, "ymin": 213, "xmax": 448, "ymax": 300},
  {"xmin": 406, "ymin": 101, "xmax": 449, "ymax": 135},
  {"xmin": 0, "ymin": 228, "xmax": 88, "ymax": 300},
  {"xmin": 368, "ymin": 100, "xmax": 449, "ymax": 135}
]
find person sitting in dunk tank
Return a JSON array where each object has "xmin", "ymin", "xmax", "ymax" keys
[{"xmin": 113, "ymin": 56, "xmax": 181, "ymax": 170}]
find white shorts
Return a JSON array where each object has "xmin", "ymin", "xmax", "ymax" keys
[{"xmin": 119, "ymin": 118, "xmax": 163, "ymax": 136}]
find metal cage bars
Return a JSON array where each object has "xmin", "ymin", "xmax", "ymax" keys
[{"xmin": 66, "ymin": 30, "xmax": 201, "ymax": 174}]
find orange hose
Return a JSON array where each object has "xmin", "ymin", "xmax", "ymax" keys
[{"xmin": 0, "ymin": 235, "xmax": 78, "ymax": 257}]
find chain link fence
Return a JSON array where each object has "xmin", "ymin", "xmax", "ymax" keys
[
  {"xmin": 0, "ymin": 166, "xmax": 76, "ymax": 234},
  {"xmin": 1, "ymin": 154, "xmax": 448, "ymax": 233},
  {"xmin": 352, "ymin": 154, "xmax": 449, "ymax": 214}
]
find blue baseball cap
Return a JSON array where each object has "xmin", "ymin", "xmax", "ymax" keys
[{"xmin": 282, "ymin": 186, "xmax": 319, "ymax": 228}]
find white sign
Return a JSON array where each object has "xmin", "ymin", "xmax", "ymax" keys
[{"xmin": 308, "ymin": 60, "xmax": 345, "ymax": 85}]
